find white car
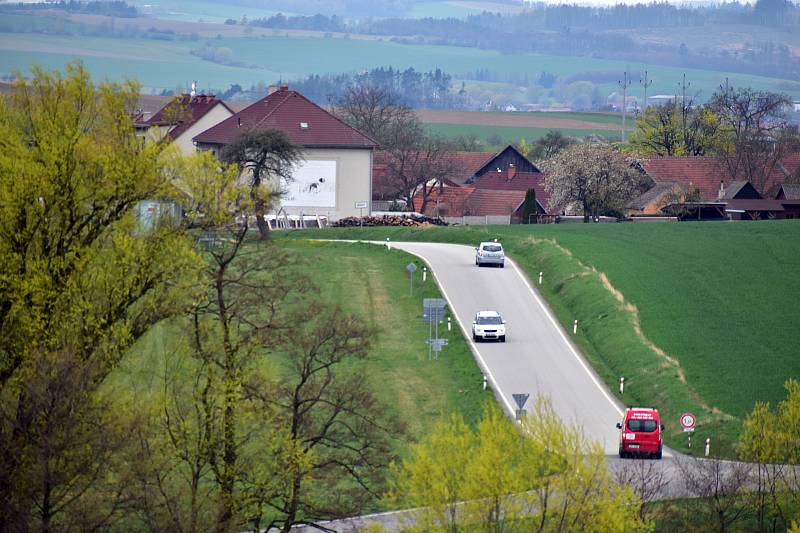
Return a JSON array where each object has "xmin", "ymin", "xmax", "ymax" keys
[
  {"xmin": 472, "ymin": 310, "xmax": 506, "ymax": 342},
  {"xmin": 475, "ymin": 242, "xmax": 505, "ymax": 267}
]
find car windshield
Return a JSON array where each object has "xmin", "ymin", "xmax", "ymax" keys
[
  {"xmin": 482, "ymin": 245, "xmax": 502, "ymax": 252},
  {"xmin": 627, "ymin": 419, "xmax": 657, "ymax": 432},
  {"xmin": 477, "ymin": 316, "xmax": 503, "ymax": 325}
]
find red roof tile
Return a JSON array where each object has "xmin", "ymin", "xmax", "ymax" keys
[
  {"xmin": 194, "ymin": 88, "xmax": 378, "ymax": 148},
  {"xmin": 640, "ymin": 155, "xmax": 794, "ymax": 200},
  {"xmin": 145, "ymin": 94, "xmax": 231, "ymax": 141},
  {"xmin": 442, "ymin": 151, "xmax": 496, "ymax": 183},
  {"xmin": 470, "ymin": 170, "xmax": 550, "ymax": 209},
  {"xmin": 413, "ymin": 187, "xmax": 526, "ymax": 217}
]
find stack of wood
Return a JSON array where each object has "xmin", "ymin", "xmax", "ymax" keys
[{"xmin": 332, "ymin": 214, "xmax": 448, "ymax": 227}]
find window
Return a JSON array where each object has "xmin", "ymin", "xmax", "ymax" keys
[
  {"xmin": 627, "ymin": 419, "xmax": 657, "ymax": 432},
  {"xmin": 477, "ymin": 316, "xmax": 503, "ymax": 325},
  {"xmin": 483, "ymin": 245, "xmax": 502, "ymax": 252}
]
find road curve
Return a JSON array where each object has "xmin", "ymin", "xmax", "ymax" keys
[{"xmin": 390, "ymin": 241, "xmax": 627, "ymax": 455}]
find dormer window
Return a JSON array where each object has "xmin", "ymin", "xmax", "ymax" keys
[{"xmin": 300, "ymin": 122, "xmax": 309, "ymax": 129}]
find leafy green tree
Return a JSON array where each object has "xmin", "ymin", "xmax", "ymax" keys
[
  {"xmin": 0, "ymin": 62, "xmax": 202, "ymax": 529},
  {"xmin": 739, "ymin": 379, "xmax": 800, "ymax": 530},
  {"xmin": 521, "ymin": 188, "xmax": 538, "ymax": 224},
  {"xmin": 220, "ymin": 129, "xmax": 303, "ymax": 240},
  {"xmin": 629, "ymin": 103, "xmax": 719, "ymax": 156},
  {"xmin": 392, "ymin": 399, "xmax": 651, "ymax": 532}
]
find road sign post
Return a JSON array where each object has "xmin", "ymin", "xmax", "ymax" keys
[
  {"xmin": 422, "ymin": 299, "xmax": 447, "ymax": 360},
  {"xmin": 354, "ymin": 201, "xmax": 368, "ymax": 229},
  {"xmin": 512, "ymin": 393, "xmax": 530, "ymax": 421},
  {"xmin": 406, "ymin": 262, "xmax": 417, "ymax": 296},
  {"xmin": 680, "ymin": 412, "xmax": 696, "ymax": 449}
]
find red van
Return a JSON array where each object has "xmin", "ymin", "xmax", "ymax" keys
[{"xmin": 616, "ymin": 407, "xmax": 664, "ymax": 459}]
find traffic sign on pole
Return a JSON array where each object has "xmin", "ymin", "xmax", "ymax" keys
[{"xmin": 680, "ymin": 412, "xmax": 696, "ymax": 432}]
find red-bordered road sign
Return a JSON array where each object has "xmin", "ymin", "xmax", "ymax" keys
[{"xmin": 680, "ymin": 412, "xmax": 696, "ymax": 432}]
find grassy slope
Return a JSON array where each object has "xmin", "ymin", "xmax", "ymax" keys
[
  {"xmin": 3, "ymin": 32, "xmax": 800, "ymax": 99},
  {"xmin": 113, "ymin": 239, "xmax": 486, "ymax": 452},
  {"xmin": 282, "ymin": 222, "xmax": 800, "ymax": 456}
]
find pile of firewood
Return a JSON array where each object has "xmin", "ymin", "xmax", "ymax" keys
[{"xmin": 332, "ymin": 214, "xmax": 448, "ymax": 227}]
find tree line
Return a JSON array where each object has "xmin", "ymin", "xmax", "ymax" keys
[
  {"xmin": 241, "ymin": 3, "xmax": 800, "ymax": 80},
  {"xmin": 289, "ymin": 66, "xmax": 459, "ymax": 110}
]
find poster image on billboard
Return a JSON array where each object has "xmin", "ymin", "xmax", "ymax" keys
[{"xmin": 283, "ymin": 160, "xmax": 337, "ymax": 208}]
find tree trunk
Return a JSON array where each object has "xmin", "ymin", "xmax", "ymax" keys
[
  {"xmin": 254, "ymin": 199, "xmax": 270, "ymax": 240},
  {"xmin": 280, "ymin": 476, "xmax": 302, "ymax": 533}
]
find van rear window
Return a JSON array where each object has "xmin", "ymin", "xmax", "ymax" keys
[{"xmin": 627, "ymin": 420, "xmax": 657, "ymax": 432}]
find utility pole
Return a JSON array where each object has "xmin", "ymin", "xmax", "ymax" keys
[
  {"xmin": 618, "ymin": 71, "xmax": 632, "ymax": 142},
  {"xmin": 639, "ymin": 70, "xmax": 653, "ymax": 112},
  {"xmin": 678, "ymin": 73, "xmax": 692, "ymax": 148}
]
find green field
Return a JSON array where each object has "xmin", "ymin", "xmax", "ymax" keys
[
  {"xmin": 114, "ymin": 239, "xmax": 486, "ymax": 450},
  {"xmin": 282, "ymin": 221, "xmax": 800, "ymax": 456},
  {"xmin": 424, "ymin": 122, "xmax": 620, "ymax": 145},
  {"xmin": 3, "ymin": 32, "xmax": 799, "ymax": 100},
  {"xmin": 128, "ymin": 0, "xmax": 292, "ymax": 23}
]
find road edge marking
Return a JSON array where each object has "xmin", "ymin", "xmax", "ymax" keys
[{"xmin": 506, "ymin": 255, "xmax": 624, "ymax": 417}]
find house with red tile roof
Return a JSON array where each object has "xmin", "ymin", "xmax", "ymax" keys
[
  {"xmin": 628, "ymin": 155, "xmax": 799, "ymax": 217},
  {"xmin": 412, "ymin": 187, "xmax": 528, "ymax": 222},
  {"xmin": 374, "ymin": 144, "xmax": 550, "ymax": 216},
  {"xmin": 135, "ymin": 94, "xmax": 233, "ymax": 155},
  {"xmin": 193, "ymin": 86, "xmax": 378, "ymax": 221}
]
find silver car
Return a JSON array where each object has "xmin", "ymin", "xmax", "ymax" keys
[
  {"xmin": 475, "ymin": 242, "xmax": 505, "ymax": 267},
  {"xmin": 472, "ymin": 310, "xmax": 506, "ymax": 342}
]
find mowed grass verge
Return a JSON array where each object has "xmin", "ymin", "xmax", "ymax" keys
[
  {"xmin": 282, "ymin": 222, "xmax": 800, "ymax": 457},
  {"xmin": 113, "ymin": 239, "xmax": 486, "ymax": 453}
]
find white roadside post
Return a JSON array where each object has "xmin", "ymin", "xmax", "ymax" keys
[
  {"xmin": 482, "ymin": 375, "xmax": 488, "ymax": 391},
  {"xmin": 573, "ymin": 320, "xmax": 578, "ymax": 334},
  {"xmin": 386, "ymin": 237, "xmax": 391, "ymax": 250},
  {"xmin": 705, "ymin": 437, "xmax": 711, "ymax": 457},
  {"xmin": 539, "ymin": 271, "xmax": 543, "ymax": 285},
  {"xmin": 423, "ymin": 267, "xmax": 427, "ymax": 282},
  {"xmin": 619, "ymin": 376, "xmax": 625, "ymax": 394},
  {"xmin": 447, "ymin": 317, "xmax": 451, "ymax": 332}
]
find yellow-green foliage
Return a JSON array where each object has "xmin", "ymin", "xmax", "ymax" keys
[
  {"xmin": 0, "ymin": 61, "xmax": 203, "ymax": 383},
  {"xmin": 391, "ymin": 399, "xmax": 652, "ymax": 532}
]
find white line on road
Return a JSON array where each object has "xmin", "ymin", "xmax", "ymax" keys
[{"xmin": 505, "ymin": 256, "xmax": 624, "ymax": 418}]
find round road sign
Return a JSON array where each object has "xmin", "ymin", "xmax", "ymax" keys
[{"xmin": 680, "ymin": 412, "xmax": 696, "ymax": 431}]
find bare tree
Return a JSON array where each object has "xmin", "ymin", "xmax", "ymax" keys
[
  {"xmin": 612, "ymin": 459, "xmax": 672, "ymax": 521},
  {"xmin": 243, "ymin": 306, "xmax": 399, "ymax": 533},
  {"xmin": 709, "ymin": 87, "xmax": 794, "ymax": 195},
  {"xmin": 0, "ymin": 349, "xmax": 132, "ymax": 532},
  {"xmin": 674, "ymin": 455, "xmax": 753, "ymax": 533},
  {"xmin": 220, "ymin": 129, "xmax": 303, "ymax": 240},
  {"xmin": 333, "ymin": 84, "xmax": 415, "ymax": 145}
]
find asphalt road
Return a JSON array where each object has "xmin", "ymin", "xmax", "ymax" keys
[{"xmin": 392, "ymin": 241, "xmax": 627, "ymax": 455}]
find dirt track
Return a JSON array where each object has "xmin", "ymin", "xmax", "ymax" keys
[{"xmin": 416, "ymin": 109, "xmax": 624, "ymax": 131}]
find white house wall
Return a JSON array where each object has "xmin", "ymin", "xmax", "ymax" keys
[
  {"xmin": 174, "ymin": 104, "xmax": 233, "ymax": 155},
  {"xmin": 276, "ymin": 148, "xmax": 372, "ymax": 221}
]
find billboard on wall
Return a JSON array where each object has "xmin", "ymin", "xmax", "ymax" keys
[{"xmin": 283, "ymin": 160, "xmax": 337, "ymax": 208}]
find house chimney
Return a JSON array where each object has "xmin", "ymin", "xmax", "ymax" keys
[
  {"xmin": 268, "ymin": 85, "xmax": 279, "ymax": 95},
  {"xmin": 507, "ymin": 163, "xmax": 516, "ymax": 181},
  {"xmin": 280, "ymin": 84, "xmax": 289, "ymax": 92},
  {"xmin": 718, "ymin": 180, "xmax": 725, "ymax": 199},
  {"xmin": 237, "ymin": 117, "xmax": 241, "ymax": 128},
  {"xmin": 190, "ymin": 81, "xmax": 196, "ymax": 98}
]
